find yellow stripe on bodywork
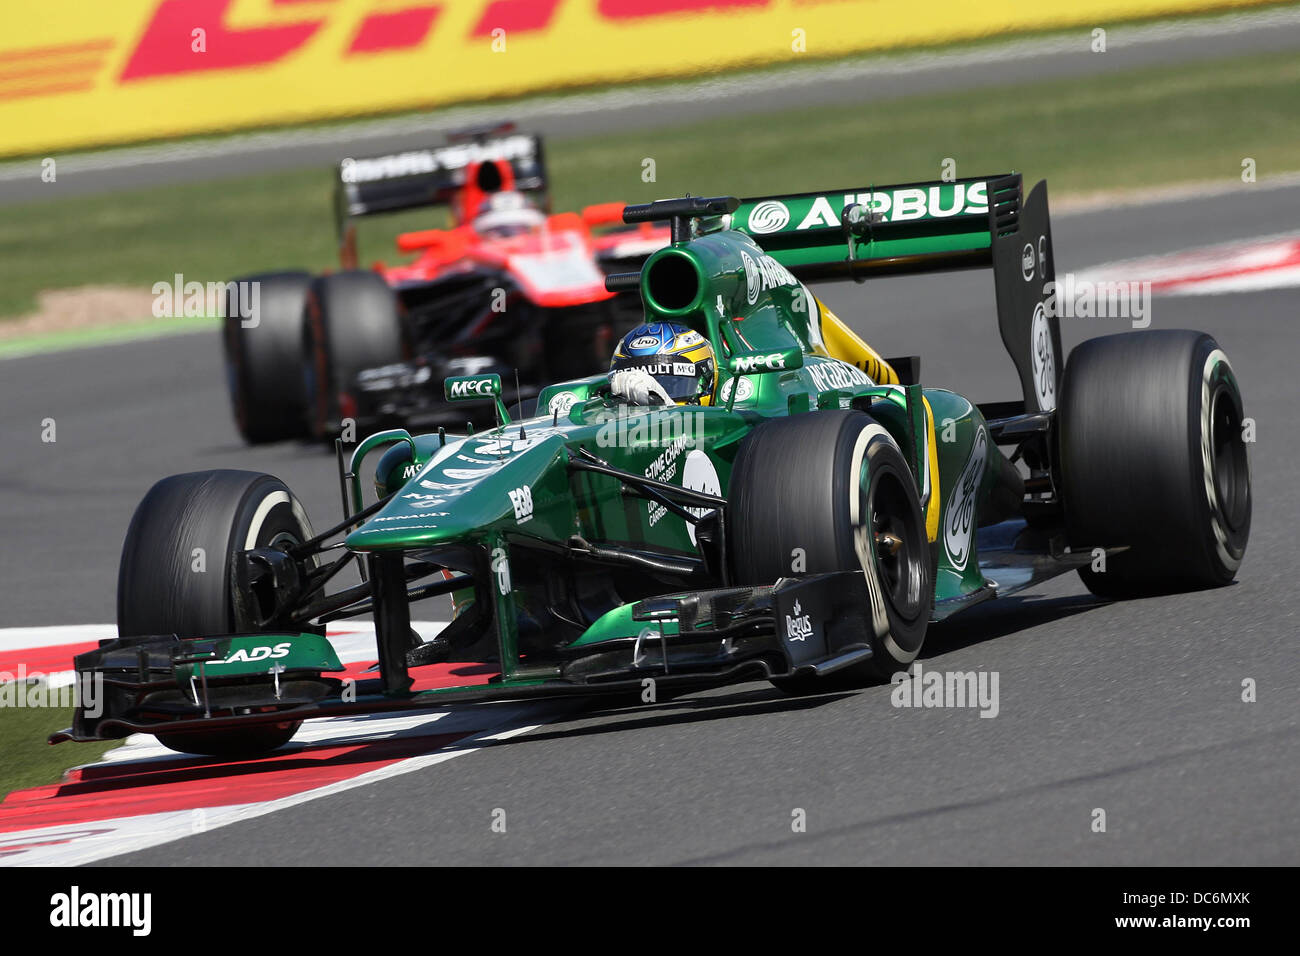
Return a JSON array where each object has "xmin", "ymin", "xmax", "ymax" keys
[
  {"xmin": 812, "ymin": 297, "xmax": 939, "ymax": 540},
  {"xmin": 921, "ymin": 396, "xmax": 940, "ymax": 542},
  {"xmin": 816, "ymin": 299, "xmax": 900, "ymax": 386}
]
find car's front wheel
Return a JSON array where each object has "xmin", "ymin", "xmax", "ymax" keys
[
  {"xmin": 118, "ymin": 470, "xmax": 315, "ymax": 756},
  {"xmin": 729, "ymin": 409, "xmax": 932, "ymax": 691}
]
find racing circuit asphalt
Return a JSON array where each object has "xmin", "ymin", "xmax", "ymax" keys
[{"xmin": 1, "ymin": 178, "xmax": 1295, "ymax": 865}]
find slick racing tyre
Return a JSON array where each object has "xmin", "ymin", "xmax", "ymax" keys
[
  {"xmin": 223, "ymin": 271, "xmax": 313, "ymax": 444},
  {"xmin": 303, "ymin": 271, "xmax": 404, "ymax": 441},
  {"xmin": 1060, "ymin": 330, "xmax": 1251, "ymax": 597},
  {"xmin": 118, "ymin": 470, "xmax": 316, "ymax": 756},
  {"xmin": 729, "ymin": 410, "xmax": 932, "ymax": 691}
]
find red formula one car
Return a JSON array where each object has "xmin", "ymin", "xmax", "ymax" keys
[{"xmin": 223, "ymin": 126, "xmax": 670, "ymax": 443}]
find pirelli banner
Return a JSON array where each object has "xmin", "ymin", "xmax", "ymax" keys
[{"xmin": 1, "ymin": 0, "xmax": 1278, "ymax": 158}]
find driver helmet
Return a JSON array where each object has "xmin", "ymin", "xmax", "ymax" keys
[
  {"xmin": 609, "ymin": 322, "xmax": 717, "ymax": 406},
  {"xmin": 472, "ymin": 191, "xmax": 545, "ymax": 238}
]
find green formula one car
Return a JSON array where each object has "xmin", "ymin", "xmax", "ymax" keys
[{"xmin": 54, "ymin": 175, "xmax": 1252, "ymax": 757}]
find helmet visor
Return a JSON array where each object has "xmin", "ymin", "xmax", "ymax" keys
[{"xmin": 620, "ymin": 357, "xmax": 705, "ymax": 402}]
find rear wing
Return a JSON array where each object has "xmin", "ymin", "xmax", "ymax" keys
[
  {"xmin": 734, "ymin": 174, "xmax": 1062, "ymax": 414},
  {"xmin": 333, "ymin": 132, "xmax": 547, "ymax": 239}
]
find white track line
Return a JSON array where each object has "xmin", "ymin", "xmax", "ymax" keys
[
  {"xmin": 0, "ymin": 706, "xmax": 567, "ymax": 866},
  {"xmin": 0, "ymin": 625, "xmax": 118, "ymax": 652},
  {"xmin": 1073, "ymin": 230, "xmax": 1300, "ymax": 295},
  {"xmin": 0, "ymin": 621, "xmax": 447, "ymax": 654},
  {"xmin": 0, "ymin": 621, "xmax": 449, "ymax": 688},
  {"xmin": 0, "ymin": 620, "xmax": 570, "ymax": 865}
]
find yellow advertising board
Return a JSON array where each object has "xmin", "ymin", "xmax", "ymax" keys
[{"xmin": 0, "ymin": 0, "xmax": 1279, "ymax": 157}]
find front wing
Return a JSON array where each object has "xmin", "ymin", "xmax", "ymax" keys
[{"xmin": 51, "ymin": 572, "xmax": 872, "ymax": 744}]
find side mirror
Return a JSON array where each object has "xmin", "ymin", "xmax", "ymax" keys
[
  {"xmin": 445, "ymin": 374, "xmax": 501, "ymax": 401},
  {"xmin": 445, "ymin": 374, "xmax": 509, "ymax": 424}
]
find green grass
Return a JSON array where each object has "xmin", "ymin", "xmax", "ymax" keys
[
  {"xmin": 1, "ymin": 47, "xmax": 1298, "ymax": 320},
  {"xmin": 0, "ymin": 699, "xmax": 118, "ymax": 800}
]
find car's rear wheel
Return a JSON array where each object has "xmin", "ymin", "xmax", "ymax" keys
[
  {"xmin": 729, "ymin": 410, "xmax": 932, "ymax": 692},
  {"xmin": 1059, "ymin": 330, "xmax": 1251, "ymax": 597},
  {"xmin": 303, "ymin": 271, "xmax": 405, "ymax": 441},
  {"xmin": 223, "ymin": 271, "xmax": 312, "ymax": 444},
  {"xmin": 118, "ymin": 470, "xmax": 315, "ymax": 756}
]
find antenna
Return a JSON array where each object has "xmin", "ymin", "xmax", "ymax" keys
[{"xmin": 514, "ymin": 368, "xmax": 526, "ymax": 439}]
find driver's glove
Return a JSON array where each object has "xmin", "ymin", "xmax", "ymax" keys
[{"xmin": 610, "ymin": 367, "xmax": 674, "ymax": 406}]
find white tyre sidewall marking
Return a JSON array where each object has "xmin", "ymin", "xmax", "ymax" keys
[
  {"xmin": 243, "ymin": 489, "xmax": 315, "ymax": 587},
  {"xmin": 849, "ymin": 423, "xmax": 906, "ymax": 657},
  {"xmin": 245, "ymin": 490, "xmax": 288, "ymax": 550},
  {"xmin": 244, "ymin": 488, "xmax": 314, "ymax": 547}
]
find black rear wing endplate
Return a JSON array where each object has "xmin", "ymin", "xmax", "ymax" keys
[{"xmin": 988, "ymin": 176, "xmax": 1063, "ymax": 415}]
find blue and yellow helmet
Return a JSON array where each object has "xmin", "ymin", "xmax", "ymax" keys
[{"xmin": 610, "ymin": 322, "xmax": 717, "ymax": 405}]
